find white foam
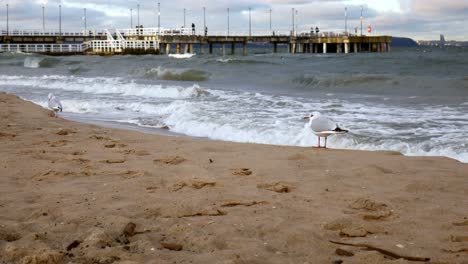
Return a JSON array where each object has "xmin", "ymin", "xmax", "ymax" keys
[
  {"xmin": 168, "ymin": 53, "xmax": 195, "ymax": 59},
  {"xmin": 24, "ymin": 57, "xmax": 44, "ymax": 68},
  {"xmin": 0, "ymin": 75, "xmax": 208, "ymax": 99}
]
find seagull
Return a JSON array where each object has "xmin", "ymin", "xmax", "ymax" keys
[
  {"xmin": 304, "ymin": 112, "xmax": 348, "ymax": 148},
  {"xmin": 48, "ymin": 93, "xmax": 63, "ymax": 117}
]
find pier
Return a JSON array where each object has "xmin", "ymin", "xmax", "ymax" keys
[{"xmin": 0, "ymin": 28, "xmax": 391, "ymax": 55}]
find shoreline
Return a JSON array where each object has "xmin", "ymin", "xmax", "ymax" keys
[{"xmin": 1, "ymin": 92, "xmax": 467, "ymax": 264}]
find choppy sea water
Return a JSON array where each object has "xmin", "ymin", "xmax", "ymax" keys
[{"xmin": 1, "ymin": 46, "xmax": 467, "ymax": 162}]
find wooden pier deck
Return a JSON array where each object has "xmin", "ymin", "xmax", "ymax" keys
[{"xmin": 0, "ymin": 29, "xmax": 392, "ymax": 55}]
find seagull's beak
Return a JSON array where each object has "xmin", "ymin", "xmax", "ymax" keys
[{"xmin": 303, "ymin": 116, "xmax": 310, "ymax": 120}]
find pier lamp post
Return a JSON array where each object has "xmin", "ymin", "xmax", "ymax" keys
[
  {"xmin": 130, "ymin": 8, "xmax": 133, "ymax": 28},
  {"xmin": 203, "ymin": 6, "xmax": 206, "ymax": 33},
  {"xmin": 42, "ymin": 5, "xmax": 45, "ymax": 32},
  {"xmin": 360, "ymin": 5, "xmax": 363, "ymax": 36},
  {"xmin": 295, "ymin": 10, "xmax": 298, "ymax": 34},
  {"xmin": 345, "ymin": 7, "xmax": 348, "ymax": 35},
  {"xmin": 137, "ymin": 4, "xmax": 140, "ymax": 27},
  {"xmin": 269, "ymin": 8, "xmax": 272, "ymax": 35},
  {"xmin": 6, "ymin": 3, "xmax": 9, "ymax": 35},
  {"xmin": 227, "ymin": 8, "xmax": 230, "ymax": 36},
  {"xmin": 59, "ymin": 4, "xmax": 62, "ymax": 36},
  {"xmin": 158, "ymin": 2, "xmax": 160, "ymax": 34},
  {"xmin": 83, "ymin": 8, "xmax": 87, "ymax": 35},
  {"xmin": 291, "ymin": 8, "xmax": 294, "ymax": 36},
  {"xmin": 248, "ymin": 8, "xmax": 251, "ymax": 37},
  {"xmin": 183, "ymin": 8, "xmax": 186, "ymax": 28}
]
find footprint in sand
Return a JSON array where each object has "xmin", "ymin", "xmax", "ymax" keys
[
  {"xmin": 49, "ymin": 140, "xmax": 69, "ymax": 147},
  {"xmin": 349, "ymin": 198, "xmax": 393, "ymax": 221},
  {"xmin": 102, "ymin": 159, "xmax": 126, "ymax": 164},
  {"xmin": 169, "ymin": 181, "xmax": 216, "ymax": 192},
  {"xmin": 231, "ymin": 168, "xmax": 252, "ymax": 176},
  {"xmin": 0, "ymin": 131, "xmax": 17, "ymax": 139},
  {"xmin": 119, "ymin": 149, "xmax": 150, "ymax": 156},
  {"xmin": 56, "ymin": 128, "xmax": 76, "ymax": 136},
  {"xmin": 154, "ymin": 156, "xmax": 186, "ymax": 165},
  {"xmin": 257, "ymin": 182, "xmax": 293, "ymax": 193}
]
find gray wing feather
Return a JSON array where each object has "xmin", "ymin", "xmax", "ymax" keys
[{"xmin": 48, "ymin": 97, "xmax": 62, "ymax": 111}]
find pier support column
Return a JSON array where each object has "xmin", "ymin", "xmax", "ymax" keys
[
  {"xmin": 344, "ymin": 43, "xmax": 349, "ymax": 54},
  {"xmin": 166, "ymin": 43, "xmax": 171, "ymax": 54},
  {"xmin": 298, "ymin": 43, "xmax": 303, "ymax": 53},
  {"xmin": 176, "ymin": 43, "xmax": 182, "ymax": 54},
  {"xmin": 314, "ymin": 44, "xmax": 318, "ymax": 53},
  {"xmin": 242, "ymin": 42, "xmax": 247, "ymax": 56},
  {"xmin": 209, "ymin": 43, "xmax": 213, "ymax": 54},
  {"xmin": 231, "ymin": 43, "xmax": 235, "ymax": 55},
  {"xmin": 189, "ymin": 44, "xmax": 194, "ymax": 53},
  {"xmin": 184, "ymin": 43, "xmax": 189, "ymax": 54},
  {"xmin": 200, "ymin": 44, "xmax": 205, "ymax": 55},
  {"xmin": 222, "ymin": 44, "xmax": 226, "ymax": 56},
  {"xmin": 292, "ymin": 43, "xmax": 296, "ymax": 54},
  {"xmin": 273, "ymin": 43, "xmax": 278, "ymax": 53},
  {"xmin": 323, "ymin": 43, "xmax": 327, "ymax": 54},
  {"xmin": 387, "ymin": 43, "xmax": 391, "ymax": 52},
  {"xmin": 336, "ymin": 44, "xmax": 341, "ymax": 53},
  {"xmin": 354, "ymin": 43, "xmax": 358, "ymax": 53}
]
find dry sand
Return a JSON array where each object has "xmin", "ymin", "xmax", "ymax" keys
[{"xmin": 0, "ymin": 92, "xmax": 467, "ymax": 264}]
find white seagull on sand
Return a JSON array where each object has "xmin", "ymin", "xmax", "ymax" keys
[
  {"xmin": 304, "ymin": 112, "xmax": 348, "ymax": 148},
  {"xmin": 48, "ymin": 93, "xmax": 63, "ymax": 117}
]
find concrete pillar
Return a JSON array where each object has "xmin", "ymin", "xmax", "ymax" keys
[
  {"xmin": 209, "ymin": 43, "xmax": 213, "ymax": 54},
  {"xmin": 323, "ymin": 43, "xmax": 327, "ymax": 54},
  {"xmin": 387, "ymin": 43, "xmax": 391, "ymax": 52},
  {"xmin": 242, "ymin": 42, "xmax": 247, "ymax": 56},
  {"xmin": 354, "ymin": 43, "xmax": 358, "ymax": 53},
  {"xmin": 222, "ymin": 44, "xmax": 225, "ymax": 56},
  {"xmin": 273, "ymin": 43, "xmax": 278, "ymax": 53},
  {"xmin": 288, "ymin": 43, "xmax": 292, "ymax": 53},
  {"xmin": 200, "ymin": 43, "xmax": 205, "ymax": 55},
  {"xmin": 298, "ymin": 43, "xmax": 303, "ymax": 53},
  {"xmin": 314, "ymin": 44, "xmax": 318, "ymax": 53},
  {"xmin": 189, "ymin": 44, "xmax": 194, "ymax": 53},
  {"xmin": 231, "ymin": 43, "xmax": 235, "ymax": 55},
  {"xmin": 184, "ymin": 43, "xmax": 189, "ymax": 54},
  {"xmin": 176, "ymin": 43, "xmax": 181, "ymax": 54},
  {"xmin": 336, "ymin": 44, "xmax": 341, "ymax": 53},
  {"xmin": 166, "ymin": 43, "xmax": 171, "ymax": 54},
  {"xmin": 344, "ymin": 43, "xmax": 349, "ymax": 54},
  {"xmin": 292, "ymin": 43, "xmax": 296, "ymax": 54}
]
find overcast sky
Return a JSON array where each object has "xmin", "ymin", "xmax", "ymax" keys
[{"xmin": 1, "ymin": 0, "xmax": 467, "ymax": 40}]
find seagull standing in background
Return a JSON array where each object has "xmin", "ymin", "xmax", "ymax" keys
[
  {"xmin": 48, "ymin": 93, "xmax": 63, "ymax": 117},
  {"xmin": 304, "ymin": 112, "xmax": 348, "ymax": 148}
]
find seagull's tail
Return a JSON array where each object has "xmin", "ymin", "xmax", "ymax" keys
[{"xmin": 334, "ymin": 126, "xmax": 348, "ymax": 133}]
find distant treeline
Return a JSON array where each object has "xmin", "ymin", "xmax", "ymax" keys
[{"xmin": 391, "ymin": 37, "xmax": 419, "ymax": 47}]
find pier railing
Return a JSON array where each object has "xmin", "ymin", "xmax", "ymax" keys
[
  {"xmin": 0, "ymin": 30, "xmax": 103, "ymax": 37},
  {"xmin": 0, "ymin": 43, "xmax": 88, "ymax": 53},
  {"xmin": 1, "ymin": 28, "xmax": 364, "ymax": 39}
]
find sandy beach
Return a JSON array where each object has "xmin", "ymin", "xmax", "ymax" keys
[{"xmin": 0, "ymin": 92, "xmax": 467, "ymax": 264}]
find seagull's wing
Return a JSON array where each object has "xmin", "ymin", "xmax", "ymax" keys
[{"xmin": 48, "ymin": 96, "xmax": 62, "ymax": 111}]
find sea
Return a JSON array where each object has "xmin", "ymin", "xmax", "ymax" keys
[{"xmin": 1, "ymin": 46, "xmax": 467, "ymax": 163}]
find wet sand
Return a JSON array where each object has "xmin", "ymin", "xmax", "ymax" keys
[{"xmin": 0, "ymin": 92, "xmax": 467, "ymax": 264}]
